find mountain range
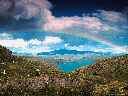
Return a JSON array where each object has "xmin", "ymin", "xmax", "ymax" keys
[{"xmin": 37, "ymin": 49, "xmax": 105, "ymax": 55}]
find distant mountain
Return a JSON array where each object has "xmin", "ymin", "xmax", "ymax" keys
[{"xmin": 37, "ymin": 49, "xmax": 103, "ymax": 55}]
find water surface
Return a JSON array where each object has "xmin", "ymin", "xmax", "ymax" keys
[{"xmin": 58, "ymin": 60, "xmax": 95, "ymax": 72}]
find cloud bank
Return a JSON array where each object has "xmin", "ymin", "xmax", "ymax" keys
[
  {"xmin": 43, "ymin": 9, "xmax": 127, "ymax": 35},
  {"xmin": 0, "ymin": 35, "xmax": 63, "ymax": 53}
]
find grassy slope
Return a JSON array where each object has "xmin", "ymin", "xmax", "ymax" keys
[
  {"xmin": 0, "ymin": 45, "xmax": 128, "ymax": 96},
  {"xmin": 76, "ymin": 55, "xmax": 128, "ymax": 82},
  {"xmin": 75, "ymin": 55, "xmax": 128, "ymax": 95}
]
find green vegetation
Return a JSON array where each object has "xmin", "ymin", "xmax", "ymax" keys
[
  {"xmin": 76, "ymin": 55, "xmax": 128, "ymax": 82},
  {"xmin": 0, "ymin": 45, "xmax": 128, "ymax": 96}
]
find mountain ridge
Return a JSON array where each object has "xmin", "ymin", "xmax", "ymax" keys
[{"xmin": 37, "ymin": 49, "xmax": 103, "ymax": 55}]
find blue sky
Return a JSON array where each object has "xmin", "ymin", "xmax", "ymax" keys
[{"xmin": 0, "ymin": 0, "xmax": 128, "ymax": 54}]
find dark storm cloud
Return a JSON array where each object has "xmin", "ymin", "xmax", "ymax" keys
[{"xmin": 0, "ymin": 0, "xmax": 52, "ymax": 31}]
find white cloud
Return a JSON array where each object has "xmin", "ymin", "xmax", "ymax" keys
[
  {"xmin": 0, "ymin": 39, "xmax": 43, "ymax": 48},
  {"xmin": 0, "ymin": 39, "xmax": 28, "ymax": 48},
  {"xmin": 43, "ymin": 9, "xmax": 125, "ymax": 35},
  {"xmin": 43, "ymin": 36, "xmax": 62, "ymax": 44},
  {"xmin": 118, "ymin": 37, "xmax": 124, "ymax": 39},
  {"xmin": 26, "ymin": 46, "xmax": 52, "ymax": 53},
  {"xmin": 43, "ymin": 11, "xmax": 102, "ymax": 32},
  {"xmin": 0, "ymin": 38, "xmax": 54, "ymax": 53},
  {"xmin": 64, "ymin": 44, "xmax": 70, "ymax": 47},
  {"xmin": 68, "ymin": 45, "xmax": 84, "ymax": 51},
  {"xmin": 0, "ymin": 35, "xmax": 64, "ymax": 53},
  {"xmin": 0, "ymin": 33, "xmax": 11, "ymax": 37},
  {"xmin": 94, "ymin": 47, "xmax": 127, "ymax": 54},
  {"xmin": 102, "ymin": 25, "xmax": 118, "ymax": 31},
  {"xmin": 97, "ymin": 10, "xmax": 126, "ymax": 22},
  {"xmin": 28, "ymin": 39, "xmax": 42, "ymax": 45}
]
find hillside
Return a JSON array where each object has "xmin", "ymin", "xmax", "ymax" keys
[
  {"xmin": 0, "ymin": 45, "xmax": 16, "ymax": 63},
  {"xmin": 0, "ymin": 45, "xmax": 128, "ymax": 96},
  {"xmin": 75, "ymin": 54, "xmax": 128, "ymax": 95},
  {"xmin": 75, "ymin": 55, "xmax": 128, "ymax": 82}
]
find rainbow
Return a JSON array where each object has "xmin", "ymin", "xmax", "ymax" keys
[
  {"xmin": 44, "ymin": 30, "xmax": 127, "ymax": 53},
  {"xmin": 7, "ymin": 29, "xmax": 127, "ymax": 53}
]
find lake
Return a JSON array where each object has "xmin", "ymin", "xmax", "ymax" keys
[{"xmin": 58, "ymin": 60, "xmax": 95, "ymax": 72}]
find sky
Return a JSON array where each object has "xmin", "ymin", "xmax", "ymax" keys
[{"xmin": 0, "ymin": 0, "xmax": 128, "ymax": 54}]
